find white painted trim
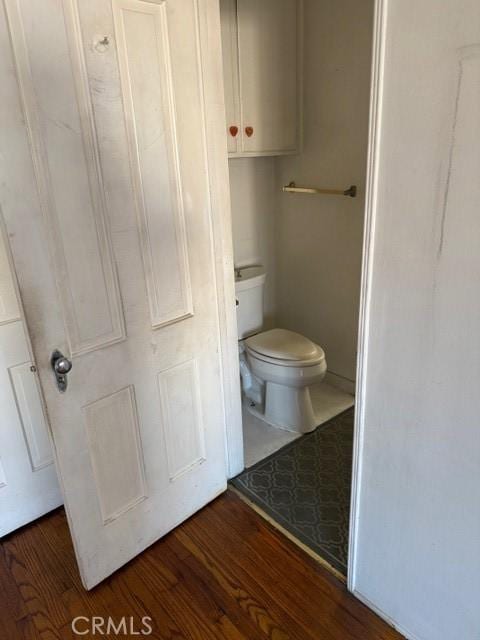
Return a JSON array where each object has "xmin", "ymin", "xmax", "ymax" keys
[
  {"xmin": 352, "ymin": 589, "xmax": 421, "ymax": 640},
  {"xmin": 198, "ymin": 0, "xmax": 244, "ymax": 478},
  {"xmin": 347, "ymin": 0, "xmax": 388, "ymax": 591},
  {"xmin": 0, "ymin": 316, "xmax": 22, "ymax": 327}
]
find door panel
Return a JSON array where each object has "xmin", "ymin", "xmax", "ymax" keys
[
  {"xmin": 112, "ymin": 0, "xmax": 193, "ymax": 329},
  {"xmin": 0, "ymin": 224, "xmax": 62, "ymax": 537},
  {"xmin": 84, "ymin": 386, "xmax": 147, "ymax": 525},
  {"xmin": 158, "ymin": 358, "xmax": 206, "ymax": 481},
  {"xmin": 9, "ymin": 361, "xmax": 54, "ymax": 472},
  {"xmin": 0, "ymin": 321, "xmax": 63, "ymax": 536},
  {"xmin": 0, "ymin": 0, "xmax": 230, "ymax": 588},
  {"xmin": 7, "ymin": 0, "xmax": 125, "ymax": 357}
]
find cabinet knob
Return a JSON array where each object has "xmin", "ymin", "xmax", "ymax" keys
[
  {"xmin": 245, "ymin": 126, "xmax": 254, "ymax": 137},
  {"xmin": 229, "ymin": 125, "xmax": 239, "ymax": 137}
]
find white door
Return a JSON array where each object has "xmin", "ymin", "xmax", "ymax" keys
[
  {"xmin": 0, "ymin": 227, "xmax": 62, "ymax": 536},
  {"xmin": 0, "ymin": 0, "xmax": 234, "ymax": 589}
]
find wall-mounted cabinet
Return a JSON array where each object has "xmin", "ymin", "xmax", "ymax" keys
[{"xmin": 220, "ymin": 0, "xmax": 302, "ymax": 158}]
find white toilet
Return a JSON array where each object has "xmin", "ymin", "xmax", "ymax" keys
[{"xmin": 236, "ymin": 267, "xmax": 327, "ymax": 434}]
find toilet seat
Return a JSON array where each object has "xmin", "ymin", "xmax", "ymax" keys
[{"xmin": 246, "ymin": 329, "xmax": 325, "ymax": 368}]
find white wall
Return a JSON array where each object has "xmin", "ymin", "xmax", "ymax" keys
[
  {"xmin": 276, "ymin": 0, "xmax": 374, "ymax": 382},
  {"xmin": 352, "ymin": 2, "xmax": 480, "ymax": 639},
  {"xmin": 229, "ymin": 157, "xmax": 277, "ymax": 326}
]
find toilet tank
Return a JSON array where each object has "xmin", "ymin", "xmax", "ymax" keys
[{"xmin": 235, "ymin": 267, "xmax": 266, "ymax": 339}]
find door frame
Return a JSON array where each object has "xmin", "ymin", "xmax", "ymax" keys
[
  {"xmin": 347, "ymin": 0, "xmax": 387, "ymax": 597},
  {"xmin": 222, "ymin": 0, "xmax": 390, "ymax": 504},
  {"xmin": 199, "ymin": 2, "xmax": 244, "ymax": 479}
]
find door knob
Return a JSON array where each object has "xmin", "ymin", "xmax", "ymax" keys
[
  {"xmin": 51, "ymin": 350, "xmax": 72, "ymax": 393},
  {"xmin": 245, "ymin": 126, "xmax": 254, "ymax": 137},
  {"xmin": 229, "ymin": 125, "xmax": 239, "ymax": 137}
]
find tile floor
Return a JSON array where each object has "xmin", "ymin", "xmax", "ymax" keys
[
  {"xmin": 242, "ymin": 381, "xmax": 354, "ymax": 468},
  {"xmin": 234, "ymin": 407, "xmax": 355, "ymax": 575}
]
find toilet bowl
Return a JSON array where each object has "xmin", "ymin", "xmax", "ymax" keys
[
  {"xmin": 244, "ymin": 328, "xmax": 327, "ymax": 433},
  {"xmin": 235, "ymin": 266, "xmax": 328, "ymax": 433}
]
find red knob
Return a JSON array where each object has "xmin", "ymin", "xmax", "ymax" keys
[
  {"xmin": 229, "ymin": 125, "xmax": 239, "ymax": 137},
  {"xmin": 245, "ymin": 126, "xmax": 254, "ymax": 137}
]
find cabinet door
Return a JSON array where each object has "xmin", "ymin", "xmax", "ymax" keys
[
  {"xmin": 220, "ymin": 0, "xmax": 241, "ymax": 154},
  {"xmin": 237, "ymin": 0, "xmax": 299, "ymax": 155}
]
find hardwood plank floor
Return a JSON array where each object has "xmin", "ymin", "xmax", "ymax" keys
[{"xmin": 0, "ymin": 490, "xmax": 404, "ymax": 639}]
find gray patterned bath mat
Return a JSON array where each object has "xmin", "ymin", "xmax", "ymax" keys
[{"xmin": 231, "ymin": 408, "xmax": 354, "ymax": 575}]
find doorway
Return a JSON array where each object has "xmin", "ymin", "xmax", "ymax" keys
[
  {"xmin": 221, "ymin": 0, "xmax": 376, "ymax": 579},
  {"xmin": 1, "ymin": 0, "xmax": 381, "ymax": 594}
]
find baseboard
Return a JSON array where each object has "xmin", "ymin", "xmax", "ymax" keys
[
  {"xmin": 324, "ymin": 371, "xmax": 356, "ymax": 395},
  {"xmin": 351, "ymin": 589, "xmax": 422, "ymax": 640}
]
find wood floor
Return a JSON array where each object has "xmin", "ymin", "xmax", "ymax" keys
[{"xmin": 0, "ymin": 490, "xmax": 404, "ymax": 639}]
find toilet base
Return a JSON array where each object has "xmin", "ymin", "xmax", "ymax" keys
[{"xmin": 248, "ymin": 381, "xmax": 319, "ymax": 434}]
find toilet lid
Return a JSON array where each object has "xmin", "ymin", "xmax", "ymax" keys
[{"xmin": 246, "ymin": 329, "xmax": 324, "ymax": 362}]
